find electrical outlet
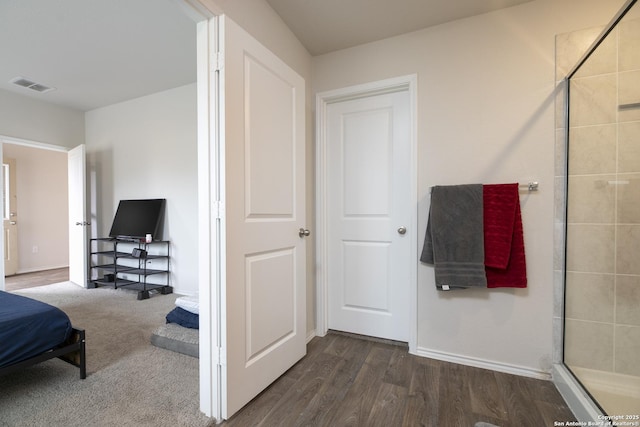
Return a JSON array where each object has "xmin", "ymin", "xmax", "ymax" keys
[{"xmin": 32, "ymin": 246, "xmax": 38, "ymax": 253}]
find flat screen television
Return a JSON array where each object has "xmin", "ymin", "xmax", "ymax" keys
[{"xmin": 108, "ymin": 199, "xmax": 165, "ymax": 241}]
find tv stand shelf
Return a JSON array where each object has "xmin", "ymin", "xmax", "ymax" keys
[{"xmin": 88, "ymin": 238, "xmax": 172, "ymax": 300}]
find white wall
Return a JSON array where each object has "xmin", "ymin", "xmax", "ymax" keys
[
  {"xmin": 2, "ymin": 144, "xmax": 69, "ymax": 273},
  {"xmin": 85, "ymin": 84, "xmax": 198, "ymax": 296},
  {"xmin": 0, "ymin": 88, "xmax": 85, "ymax": 148},
  {"xmin": 312, "ymin": 0, "xmax": 625, "ymax": 376}
]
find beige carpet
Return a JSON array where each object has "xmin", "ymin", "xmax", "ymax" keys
[{"xmin": 0, "ymin": 282, "xmax": 213, "ymax": 427}]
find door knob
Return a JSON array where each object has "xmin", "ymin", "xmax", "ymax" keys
[
  {"xmin": 10, "ymin": 221, "xmax": 16, "ymax": 225},
  {"xmin": 299, "ymin": 228, "xmax": 311, "ymax": 238},
  {"xmin": 397, "ymin": 226, "xmax": 407, "ymax": 235}
]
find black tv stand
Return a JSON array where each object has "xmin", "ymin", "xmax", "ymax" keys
[{"xmin": 88, "ymin": 238, "xmax": 172, "ymax": 300}]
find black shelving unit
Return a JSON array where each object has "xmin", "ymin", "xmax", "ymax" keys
[{"xmin": 88, "ymin": 238, "xmax": 172, "ymax": 300}]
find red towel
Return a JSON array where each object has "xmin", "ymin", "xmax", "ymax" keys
[{"xmin": 483, "ymin": 184, "xmax": 527, "ymax": 288}]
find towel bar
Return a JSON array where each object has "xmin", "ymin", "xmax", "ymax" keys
[
  {"xmin": 429, "ymin": 182, "xmax": 539, "ymax": 192},
  {"xmin": 520, "ymin": 182, "xmax": 539, "ymax": 191}
]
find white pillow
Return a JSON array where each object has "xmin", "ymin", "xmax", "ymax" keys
[{"xmin": 175, "ymin": 295, "xmax": 199, "ymax": 314}]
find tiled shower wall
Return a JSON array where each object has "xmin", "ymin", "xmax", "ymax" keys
[{"xmin": 555, "ymin": 17, "xmax": 640, "ymax": 379}]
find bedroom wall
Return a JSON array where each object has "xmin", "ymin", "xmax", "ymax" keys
[
  {"xmin": 311, "ymin": 0, "xmax": 625, "ymax": 377},
  {"xmin": 2, "ymin": 144, "xmax": 69, "ymax": 273},
  {"xmin": 0, "ymin": 88, "xmax": 85, "ymax": 148},
  {"xmin": 84, "ymin": 83, "xmax": 198, "ymax": 296}
]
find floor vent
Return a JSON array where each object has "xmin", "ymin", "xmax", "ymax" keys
[{"xmin": 9, "ymin": 77, "xmax": 56, "ymax": 93}]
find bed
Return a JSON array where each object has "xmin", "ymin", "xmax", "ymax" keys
[{"xmin": 0, "ymin": 290, "xmax": 86, "ymax": 379}]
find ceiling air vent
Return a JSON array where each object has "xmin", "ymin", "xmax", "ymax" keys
[{"xmin": 9, "ymin": 77, "xmax": 56, "ymax": 93}]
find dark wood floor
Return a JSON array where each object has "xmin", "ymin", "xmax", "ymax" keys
[
  {"xmin": 223, "ymin": 332, "xmax": 576, "ymax": 427},
  {"xmin": 4, "ymin": 267, "xmax": 69, "ymax": 291}
]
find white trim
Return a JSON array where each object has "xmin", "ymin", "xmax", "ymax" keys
[
  {"xmin": 190, "ymin": 0, "xmax": 221, "ymax": 421},
  {"xmin": 416, "ymin": 346, "xmax": 552, "ymax": 380},
  {"xmin": 14, "ymin": 264, "xmax": 69, "ymax": 275},
  {"xmin": 196, "ymin": 17, "xmax": 214, "ymax": 420},
  {"xmin": 0, "ymin": 135, "xmax": 69, "ymax": 152},
  {"xmin": 217, "ymin": 14, "xmax": 228, "ymax": 421},
  {"xmin": 315, "ymin": 75, "xmax": 419, "ymax": 353},
  {"xmin": 306, "ymin": 330, "xmax": 316, "ymax": 344},
  {"xmin": 0, "ymin": 136, "xmax": 76, "ymax": 292}
]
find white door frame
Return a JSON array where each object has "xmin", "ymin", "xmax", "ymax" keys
[
  {"xmin": 0, "ymin": 135, "xmax": 78, "ymax": 292},
  {"xmin": 175, "ymin": 0, "xmax": 224, "ymax": 420},
  {"xmin": 315, "ymin": 75, "xmax": 418, "ymax": 353},
  {"xmin": 176, "ymin": 3, "xmax": 218, "ymax": 421}
]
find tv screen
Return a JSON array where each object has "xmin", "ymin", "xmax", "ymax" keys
[{"xmin": 108, "ymin": 199, "xmax": 165, "ymax": 240}]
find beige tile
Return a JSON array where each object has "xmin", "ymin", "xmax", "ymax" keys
[
  {"xmin": 554, "ymin": 222, "xmax": 566, "ymax": 271},
  {"xmin": 564, "ymin": 319, "xmax": 614, "ymax": 371},
  {"xmin": 616, "ymin": 275, "xmax": 640, "ymax": 326},
  {"xmin": 553, "ymin": 316, "xmax": 563, "ymax": 364},
  {"xmin": 619, "ymin": 70, "xmax": 640, "ymax": 123},
  {"xmin": 619, "ymin": 18, "xmax": 640, "ymax": 72},
  {"xmin": 619, "ymin": 70, "xmax": 640, "ymax": 106},
  {"xmin": 614, "ymin": 325, "xmax": 640, "ymax": 376},
  {"xmin": 616, "ymin": 174, "xmax": 640, "ymax": 223},
  {"xmin": 566, "ymin": 224, "xmax": 615, "ymax": 273},
  {"xmin": 616, "ymin": 225, "xmax": 640, "ymax": 274},
  {"xmin": 556, "ymin": 81, "xmax": 567, "ymax": 130},
  {"xmin": 573, "ymin": 27, "xmax": 617, "ymax": 79},
  {"xmin": 569, "ymin": 75, "xmax": 617, "ymax": 127},
  {"xmin": 619, "ymin": 105, "xmax": 640, "ymax": 123},
  {"xmin": 554, "ymin": 270, "xmax": 564, "ymax": 318},
  {"xmin": 567, "ymin": 125, "xmax": 617, "ymax": 175},
  {"xmin": 556, "ymin": 26, "xmax": 605, "ymax": 80},
  {"xmin": 567, "ymin": 175, "xmax": 616, "ymax": 224},
  {"xmin": 565, "ymin": 272, "xmax": 614, "ymax": 322},
  {"xmin": 556, "ymin": 128, "xmax": 567, "ymax": 177},
  {"xmin": 555, "ymin": 176, "xmax": 566, "ymax": 223},
  {"xmin": 618, "ymin": 122, "xmax": 640, "ymax": 173}
]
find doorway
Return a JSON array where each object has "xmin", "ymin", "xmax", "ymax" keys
[
  {"xmin": 0, "ymin": 138, "xmax": 79, "ymax": 292},
  {"xmin": 316, "ymin": 75, "xmax": 418, "ymax": 351},
  {"xmin": 3, "ymin": 157, "xmax": 18, "ymax": 276}
]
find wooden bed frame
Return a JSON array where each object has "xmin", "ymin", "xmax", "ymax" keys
[{"xmin": 0, "ymin": 327, "xmax": 86, "ymax": 379}]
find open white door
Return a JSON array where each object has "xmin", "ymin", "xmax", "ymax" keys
[
  {"xmin": 68, "ymin": 144, "xmax": 88, "ymax": 287},
  {"xmin": 221, "ymin": 16, "xmax": 307, "ymax": 419},
  {"xmin": 3, "ymin": 158, "xmax": 18, "ymax": 277}
]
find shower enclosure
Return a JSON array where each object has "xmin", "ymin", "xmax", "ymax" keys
[{"xmin": 556, "ymin": 0, "xmax": 640, "ymax": 419}]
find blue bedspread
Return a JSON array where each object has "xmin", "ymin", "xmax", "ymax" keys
[
  {"xmin": 166, "ymin": 307, "xmax": 199, "ymax": 329},
  {"xmin": 0, "ymin": 291, "xmax": 72, "ymax": 368}
]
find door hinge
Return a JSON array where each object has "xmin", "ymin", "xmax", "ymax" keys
[
  {"xmin": 213, "ymin": 200, "xmax": 225, "ymax": 220},
  {"xmin": 213, "ymin": 347, "xmax": 226, "ymax": 367},
  {"xmin": 212, "ymin": 51, "xmax": 224, "ymax": 72}
]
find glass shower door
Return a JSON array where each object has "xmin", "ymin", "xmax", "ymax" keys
[{"xmin": 563, "ymin": 0, "xmax": 640, "ymax": 416}]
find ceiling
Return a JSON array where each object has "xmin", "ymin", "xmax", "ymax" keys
[
  {"xmin": 0, "ymin": 0, "xmax": 532, "ymax": 112},
  {"xmin": 265, "ymin": 0, "xmax": 533, "ymax": 56}
]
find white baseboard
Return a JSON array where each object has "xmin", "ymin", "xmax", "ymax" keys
[
  {"xmin": 306, "ymin": 330, "xmax": 316, "ymax": 344},
  {"xmin": 16, "ymin": 264, "xmax": 69, "ymax": 275},
  {"xmin": 413, "ymin": 346, "xmax": 551, "ymax": 380}
]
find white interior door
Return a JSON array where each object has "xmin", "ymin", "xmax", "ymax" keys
[
  {"xmin": 221, "ymin": 16, "xmax": 307, "ymax": 419},
  {"xmin": 68, "ymin": 144, "xmax": 87, "ymax": 287},
  {"xmin": 326, "ymin": 90, "xmax": 412, "ymax": 342},
  {"xmin": 3, "ymin": 158, "xmax": 18, "ymax": 276}
]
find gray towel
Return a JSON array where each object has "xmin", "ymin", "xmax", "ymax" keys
[{"xmin": 420, "ymin": 184, "xmax": 487, "ymax": 290}]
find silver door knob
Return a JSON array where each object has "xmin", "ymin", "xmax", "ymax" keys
[
  {"xmin": 397, "ymin": 226, "xmax": 407, "ymax": 235},
  {"xmin": 10, "ymin": 221, "xmax": 16, "ymax": 225},
  {"xmin": 299, "ymin": 228, "xmax": 311, "ymax": 237}
]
